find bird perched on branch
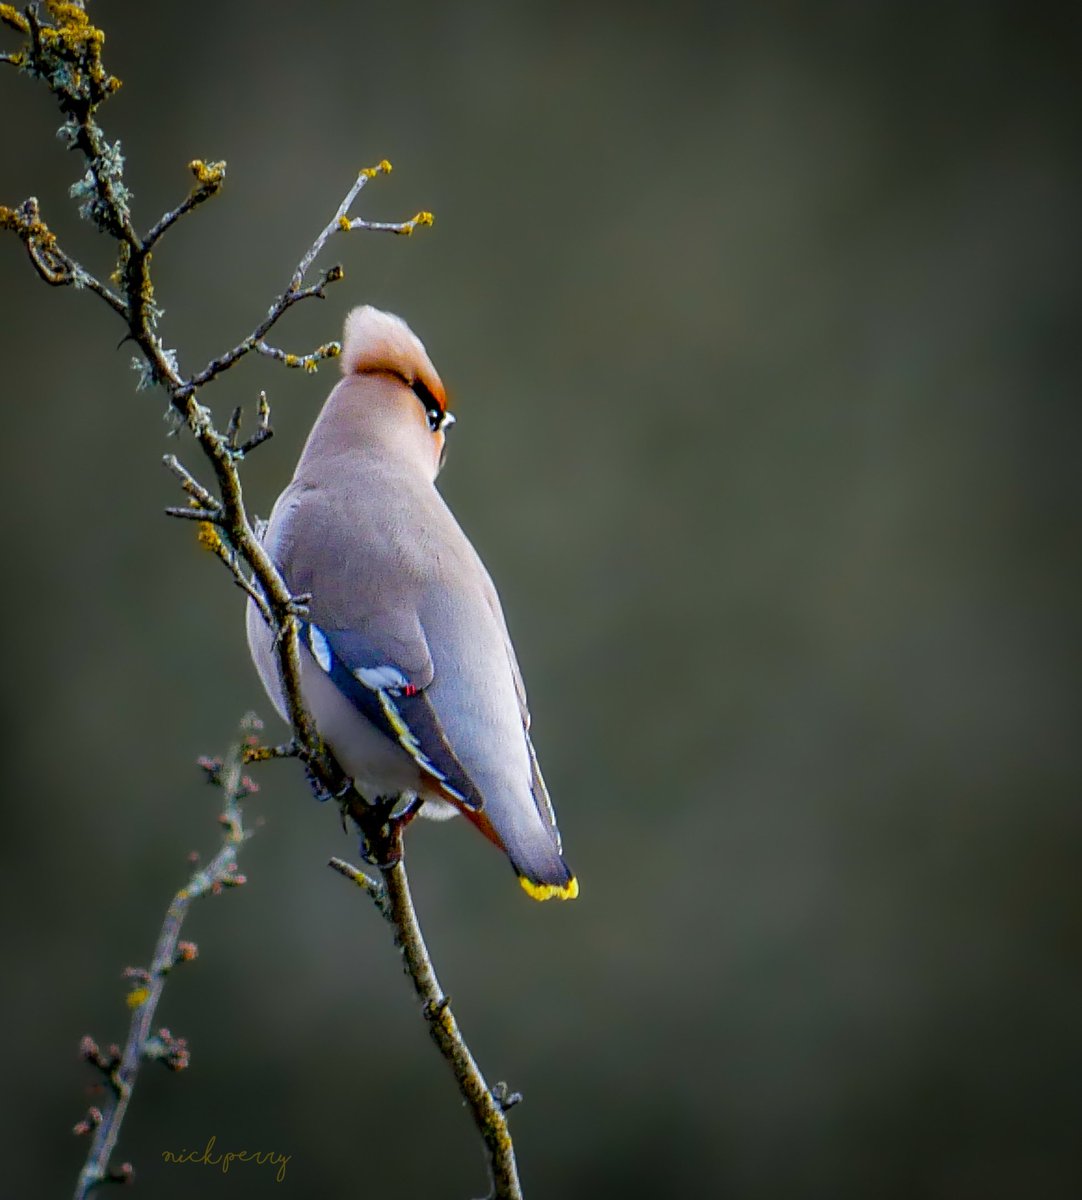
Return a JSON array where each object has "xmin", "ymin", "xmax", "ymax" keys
[{"xmin": 246, "ymin": 306, "xmax": 577, "ymax": 901}]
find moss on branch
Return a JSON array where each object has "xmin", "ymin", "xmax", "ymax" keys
[{"xmin": 1, "ymin": 5, "xmax": 529, "ymax": 1199}]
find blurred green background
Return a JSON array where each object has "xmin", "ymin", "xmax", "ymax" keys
[{"xmin": 2, "ymin": 2, "xmax": 1080, "ymax": 1197}]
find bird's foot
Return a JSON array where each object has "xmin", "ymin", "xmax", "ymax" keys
[
  {"xmin": 303, "ymin": 762, "xmax": 353, "ymax": 804},
  {"xmin": 355, "ymin": 793, "xmax": 420, "ymax": 868}
]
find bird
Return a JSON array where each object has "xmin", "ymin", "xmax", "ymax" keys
[{"xmin": 246, "ymin": 305, "xmax": 577, "ymax": 901}]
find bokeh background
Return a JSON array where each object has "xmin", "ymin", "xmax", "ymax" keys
[{"xmin": 2, "ymin": 3, "xmax": 1080, "ymax": 1197}]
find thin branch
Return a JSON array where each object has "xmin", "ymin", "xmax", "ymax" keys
[
  {"xmin": 144, "ymin": 159, "xmax": 226, "ymax": 249},
  {"xmin": 292, "ymin": 161, "xmax": 388, "ymax": 284},
  {"xmin": 175, "ymin": 160, "xmax": 412, "ymax": 396},
  {"xmin": 254, "ymin": 339, "xmax": 341, "ymax": 373},
  {"xmin": 73, "ymin": 723, "xmax": 258, "ymax": 1200},
  {"xmin": 0, "ymin": 12, "xmax": 528, "ymax": 1200},
  {"xmin": 330, "ymin": 810, "xmax": 524, "ymax": 1200},
  {"xmin": 177, "ymin": 263, "xmax": 344, "ymax": 396},
  {"xmin": 163, "ymin": 505, "xmax": 220, "ymax": 523},
  {"xmin": 2, "ymin": 12, "xmax": 417, "ymax": 796},
  {"xmin": 329, "ymin": 856, "xmax": 389, "ymax": 916},
  {"xmin": 242, "ymin": 738, "xmax": 299, "ymax": 765},
  {"xmin": 161, "ymin": 453, "xmax": 221, "ymax": 513},
  {"xmin": 21, "ymin": 4, "xmax": 135, "ymax": 248},
  {"xmin": 0, "ymin": 198, "xmax": 128, "ymax": 318},
  {"xmin": 341, "ymin": 210, "xmax": 435, "ymax": 237},
  {"xmin": 190, "ymin": 514, "xmax": 275, "ymax": 622},
  {"xmin": 229, "ymin": 391, "xmax": 273, "ymax": 456}
]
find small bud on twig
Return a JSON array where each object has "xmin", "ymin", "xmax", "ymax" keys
[
  {"xmin": 492, "ymin": 1082, "xmax": 523, "ymax": 1113},
  {"xmin": 144, "ymin": 1028, "xmax": 190, "ymax": 1072},
  {"xmin": 175, "ymin": 941, "xmax": 198, "ymax": 964},
  {"xmin": 73, "ymin": 1107, "xmax": 103, "ymax": 1137},
  {"xmin": 107, "ymin": 1162, "xmax": 134, "ymax": 1185}
]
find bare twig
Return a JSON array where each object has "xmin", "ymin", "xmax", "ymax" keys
[
  {"xmin": 161, "ymin": 454, "xmax": 221, "ymax": 514},
  {"xmin": 242, "ymin": 738, "xmax": 299, "ymax": 765},
  {"xmin": 0, "ymin": 197, "xmax": 128, "ymax": 317},
  {"xmin": 192, "ymin": 517, "xmax": 274, "ymax": 619},
  {"xmin": 175, "ymin": 162, "xmax": 412, "ymax": 395},
  {"xmin": 239, "ymin": 391, "xmax": 273, "ymax": 454},
  {"xmin": 1, "ymin": 7, "xmax": 529, "ymax": 1199},
  {"xmin": 340, "ymin": 210, "xmax": 435, "ymax": 236},
  {"xmin": 225, "ymin": 391, "xmax": 274, "ymax": 457},
  {"xmin": 72, "ymin": 722, "xmax": 258, "ymax": 1200},
  {"xmin": 2, "ymin": 9, "xmax": 391, "ymax": 799},
  {"xmin": 177, "ymin": 266, "xmax": 339, "ymax": 394},
  {"xmin": 254, "ymin": 339, "xmax": 342, "ymax": 373},
  {"xmin": 292, "ymin": 161, "xmax": 388, "ymax": 284},
  {"xmin": 163, "ymin": 504, "xmax": 221, "ymax": 523},
  {"xmin": 144, "ymin": 159, "xmax": 226, "ymax": 249},
  {"xmin": 331, "ymin": 840, "xmax": 524, "ymax": 1200}
]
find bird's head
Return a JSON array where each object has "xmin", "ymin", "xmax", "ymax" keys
[{"xmin": 338, "ymin": 305, "xmax": 455, "ymax": 477}]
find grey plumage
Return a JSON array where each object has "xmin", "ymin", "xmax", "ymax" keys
[{"xmin": 246, "ymin": 306, "xmax": 577, "ymax": 900}]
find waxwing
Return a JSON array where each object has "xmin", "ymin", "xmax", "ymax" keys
[{"xmin": 246, "ymin": 306, "xmax": 578, "ymax": 901}]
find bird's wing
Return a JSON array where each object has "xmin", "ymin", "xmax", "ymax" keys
[
  {"xmin": 298, "ymin": 616, "xmax": 485, "ymax": 811},
  {"xmin": 477, "ymin": 566, "xmax": 561, "ymax": 846},
  {"xmin": 274, "ymin": 486, "xmax": 484, "ymax": 809}
]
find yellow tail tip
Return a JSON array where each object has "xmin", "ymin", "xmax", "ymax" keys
[{"xmin": 519, "ymin": 875, "xmax": 579, "ymax": 902}]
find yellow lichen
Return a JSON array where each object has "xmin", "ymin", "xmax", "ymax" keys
[
  {"xmin": 125, "ymin": 986, "xmax": 150, "ymax": 1010},
  {"xmin": 360, "ymin": 159, "xmax": 393, "ymax": 179},
  {"xmin": 110, "ymin": 243, "xmax": 129, "ymax": 287},
  {"xmin": 135, "ymin": 251, "xmax": 155, "ymax": 313},
  {"xmin": 15, "ymin": 3, "xmax": 115, "ymax": 98},
  {"xmin": 188, "ymin": 158, "xmax": 226, "ymax": 189},
  {"xmin": 284, "ymin": 353, "xmax": 299, "ymax": 367},
  {"xmin": 45, "ymin": 2, "xmax": 105, "ymax": 49},
  {"xmin": 337, "ymin": 214, "xmax": 351, "ymax": 232},
  {"xmin": 0, "ymin": 4, "xmax": 30, "ymax": 34},
  {"xmin": 0, "ymin": 205, "xmax": 60, "ymax": 255},
  {"xmin": 398, "ymin": 211, "xmax": 435, "ymax": 236},
  {"xmin": 197, "ymin": 521, "xmax": 222, "ymax": 554}
]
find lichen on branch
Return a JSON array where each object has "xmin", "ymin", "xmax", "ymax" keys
[{"xmin": 3, "ymin": 4, "xmax": 528, "ymax": 1198}]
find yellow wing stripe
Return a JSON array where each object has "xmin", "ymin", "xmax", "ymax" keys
[
  {"xmin": 377, "ymin": 690, "xmax": 447, "ymax": 783},
  {"xmin": 372, "ymin": 686, "xmax": 480, "ymax": 808}
]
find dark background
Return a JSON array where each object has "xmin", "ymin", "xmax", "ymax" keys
[{"xmin": 2, "ymin": 3, "xmax": 1080, "ymax": 1197}]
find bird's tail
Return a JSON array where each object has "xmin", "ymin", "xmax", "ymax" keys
[{"xmin": 468, "ymin": 809, "xmax": 579, "ymax": 902}]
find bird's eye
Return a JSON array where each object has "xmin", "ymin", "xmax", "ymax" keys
[{"xmin": 412, "ymin": 377, "xmax": 453, "ymax": 434}]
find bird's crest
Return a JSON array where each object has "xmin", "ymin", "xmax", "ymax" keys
[{"xmin": 340, "ymin": 305, "xmax": 447, "ymax": 412}]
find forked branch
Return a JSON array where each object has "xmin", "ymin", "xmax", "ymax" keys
[
  {"xmin": 2, "ymin": 4, "xmax": 524, "ymax": 1197},
  {"xmin": 72, "ymin": 722, "xmax": 258, "ymax": 1200}
]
